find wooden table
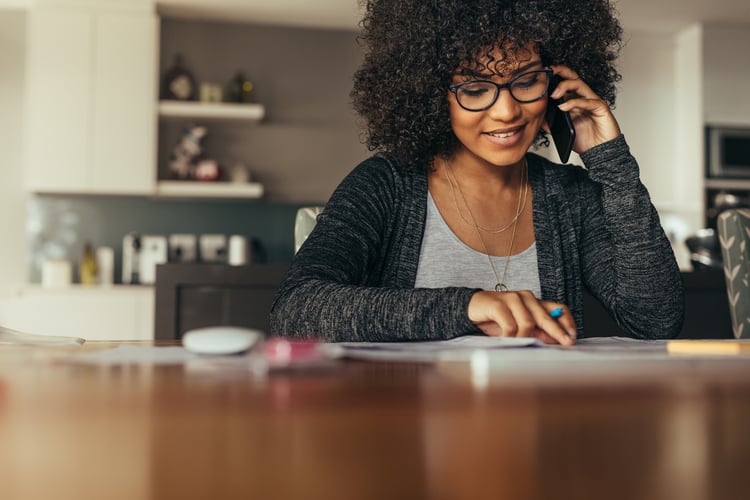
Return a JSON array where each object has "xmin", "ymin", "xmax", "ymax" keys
[{"xmin": 0, "ymin": 341, "xmax": 749, "ymax": 500}]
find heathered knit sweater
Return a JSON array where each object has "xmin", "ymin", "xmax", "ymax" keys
[{"xmin": 270, "ymin": 136, "xmax": 685, "ymax": 341}]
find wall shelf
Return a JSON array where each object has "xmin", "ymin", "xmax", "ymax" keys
[
  {"xmin": 158, "ymin": 100, "xmax": 265, "ymax": 121},
  {"xmin": 705, "ymin": 178, "xmax": 750, "ymax": 191},
  {"xmin": 157, "ymin": 101, "xmax": 266, "ymax": 198},
  {"xmin": 156, "ymin": 180, "xmax": 264, "ymax": 199}
]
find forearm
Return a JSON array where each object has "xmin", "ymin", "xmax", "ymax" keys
[
  {"xmin": 580, "ymin": 136, "xmax": 685, "ymax": 339},
  {"xmin": 270, "ymin": 278, "xmax": 480, "ymax": 342}
]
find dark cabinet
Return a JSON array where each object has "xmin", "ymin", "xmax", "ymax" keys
[
  {"xmin": 156, "ymin": 265, "xmax": 731, "ymax": 341},
  {"xmin": 583, "ymin": 271, "xmax": 732, "ymax": 339},
  {"xmin": 154, "ymin": 263, "xmax": 288, "ymax": 340}
]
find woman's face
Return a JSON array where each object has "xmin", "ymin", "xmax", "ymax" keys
[{"xmin": 448, "ymin": 45, "xmax": 548, "ymax": 168}]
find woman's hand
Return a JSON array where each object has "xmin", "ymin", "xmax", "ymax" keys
[
  {"xmin": 467, "ymin": 290, "xmax": 576, "ymax": 346},
  {"xmin": 546, "ymin": 65, "xmax": 621, "ymax": 154}
]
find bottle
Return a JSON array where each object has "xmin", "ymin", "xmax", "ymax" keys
[
  {"xmin": 226, "ymin": 71, "xmax": 254, "ymax": 103},
  {"xmin": 130, "ymin": 234, "xmax": 142, "ymax": 285},
  {"xmin": 96, "ymin": 246, "xmax": 115, "ymax": 286},
  {"xmin": 161, "ymin": 53, "xmax": 196, "ymax": 101},
  {"xmin": 79, "ymin": 242, "xmax": 98, "ymax": 285}
]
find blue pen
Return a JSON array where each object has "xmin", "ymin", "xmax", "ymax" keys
[{"xmin": 549, "ymin": 307, "xmax": 564, "ymax": 319}]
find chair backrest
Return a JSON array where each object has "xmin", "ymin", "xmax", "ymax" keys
[
  {"xmin": 294, "ymin": 206, "xmax": 323, "ymax": 254},
  {"xmin": 718, "ymin": 208, "xmax": 750, "ymax": 338}
]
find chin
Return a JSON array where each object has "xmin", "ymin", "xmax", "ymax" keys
[{"xmin": 482, "ymin": 150, "xmax": 529, "ymax": 168}]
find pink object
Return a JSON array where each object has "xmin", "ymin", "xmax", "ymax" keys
[{"xmin": 263, "ymin": 338, "xmax": 321, "ymax": 365}]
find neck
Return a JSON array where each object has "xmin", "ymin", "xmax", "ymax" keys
[{"xmin": 444, "ymin": 150, "xmax": 526, "ymax": 193}]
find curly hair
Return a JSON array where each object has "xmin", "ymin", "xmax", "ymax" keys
[{"xmin": 351, "ymin": 0, "xmax": 623, "ymax": 169}]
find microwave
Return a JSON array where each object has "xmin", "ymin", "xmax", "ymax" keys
[{"xmin": 707, "ymin": 126, "xmax": 750, "ymax": 178}]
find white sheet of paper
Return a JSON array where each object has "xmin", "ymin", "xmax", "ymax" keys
[
  {"xmin": 68, "ymin": 345, "xmax": 200, "ymax": 365},
  {"xmin": 336, "ymin": 335, "xmax": 542, "ymax": 351},
  {"xmin": 332, "ymin": 336, "xmax": 675, "ymax": 363},
  {"xmin": 334, "ymin": 335, "xmax": 543, "ymax": 362}
]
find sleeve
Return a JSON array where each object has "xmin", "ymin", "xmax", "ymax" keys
[
  {"xmin": 577, "ymin": 135, "xmax": 685, "ymax": 339},
  {"xmin": 269, "ymin": 158, "xmax": 480, "ymax": 342}
]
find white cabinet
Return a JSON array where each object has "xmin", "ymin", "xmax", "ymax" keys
[
  {"xmin": 0, "ymin": 1, "xmax": 28, "ymax": 9},
  {"xmin": 0, "ymin": 285, "xmax": 155, "ymax": 341},
  {"xmin": 703, "ymin": 24, "xmax": 750, "ymax": 126},
  {"xmin": 24, "ymin": 3, "xmax": 158, "ymax": 194}
]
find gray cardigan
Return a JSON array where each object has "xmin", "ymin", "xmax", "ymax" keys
[{"xmin": 270, "ymin": 136, "xmax": 685, "ymax": 341}]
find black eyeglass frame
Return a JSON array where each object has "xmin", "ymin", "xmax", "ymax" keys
[{"xmin": 448, "ymin": 68, "xmax": 554, "ymax": 111}]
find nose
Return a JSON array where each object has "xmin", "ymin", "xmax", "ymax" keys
[{"xmin": 487, "ymin": 88, "xmax": 522, "ymax": 122}]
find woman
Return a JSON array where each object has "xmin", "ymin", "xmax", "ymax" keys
[{"xmin": 270, "ymin": 0, "xmax": 684, "ymax": 344}]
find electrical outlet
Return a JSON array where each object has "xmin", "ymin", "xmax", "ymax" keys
[
  {"xmin": 199, "ymin": 234, "xmax": 227, "ymax": 262},
  {"xmin": 169, "ymin": 234, "xmax": 197, "ymax": 262}
]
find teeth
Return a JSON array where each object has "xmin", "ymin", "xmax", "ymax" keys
[{"xmin": 489, "ymin": 130, "xmax": 516, "ymax": 138}]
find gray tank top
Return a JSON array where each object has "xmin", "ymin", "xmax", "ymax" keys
[{"xmin": 415, "ymin": 193, "xmax": 542, "ymax": 298}]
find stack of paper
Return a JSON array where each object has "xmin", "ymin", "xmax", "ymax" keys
[{"xmin": 0, "ymin": 325, "xmax": 85, "ymax": 346}]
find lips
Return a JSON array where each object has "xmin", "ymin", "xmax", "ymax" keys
[
  {"xmin": 484, "ymin": 126, "xmax": 523, "ymax": 138},
  {"xmin": 481, "ymin": 125, "xmax": 527, "ymax": 147}
]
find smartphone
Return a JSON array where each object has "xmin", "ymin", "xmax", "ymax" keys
[{"xmin": 545, "ymin": 75, "xmax": 576, "ymax": 163}]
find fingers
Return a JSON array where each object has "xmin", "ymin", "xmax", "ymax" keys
[
  {"xmin": 558, "ymin": 96, "xmax": 621, "ymax": 146},
  {"xmin": 549, "ymin": 65, "xmax": 598, "ymax": 100},
  {"xmin": 467, "ymin": 291, "xmax": 576, "ymax": 346},
  {"xmin": 539, "ymin": 301, "xmax": 577, "ymax": 344},
  {"xmin": 551, "ymin": 65, "xmax": 579, "ymax": 82},
  {"xmin": 547, "ymin": 64, "xmax": 622, "ymax": 149}
]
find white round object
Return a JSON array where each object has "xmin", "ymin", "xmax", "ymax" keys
[
  {"xmin": 182, "ymin": 326, "xmax": 262, "ymax": 355},
  {"xmin": 42, "ymin": 259, "xmax": 72, "ymax": 288},
  {"xmin": 228, "ymin": 235, "xmax": 250, "ymax": 266}
]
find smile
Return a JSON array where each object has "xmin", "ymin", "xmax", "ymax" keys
[
  {"xmin": 487, "ymin": 130, "xmax": 517, "ymax": 138},
  {"xmin": 485, "ymin": 126, "xmax": 523, "ymax": 139}
]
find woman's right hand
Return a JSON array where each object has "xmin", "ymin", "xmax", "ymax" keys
[{"xmin": 467, "ymin": 290, "xmax": 576, "ymax": 346}]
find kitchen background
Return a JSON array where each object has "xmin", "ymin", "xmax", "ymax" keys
[
  {"xmin": 1, "ymin": 0, "xmax": 750, "ymax": 339},
  {"xmin": 25, "ymin": 16, "xmax": 367, "ymax": 284}
]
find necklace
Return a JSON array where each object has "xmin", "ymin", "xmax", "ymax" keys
[
  {"xmin": 444, "ymin": 157, "xmax": 528, "ymax": 233},
  {"xmin": 443, "ymin": 158, "xmax": 526, "ymax": 292}
]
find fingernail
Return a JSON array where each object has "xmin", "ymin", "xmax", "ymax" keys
[{"xmin": 566, "ymin": 328, "xmax": 577, "ymax": 340}]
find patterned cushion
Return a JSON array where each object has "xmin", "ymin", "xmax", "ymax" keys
[{"xmin": 718, "ymin": 208, "xmax": 750, "ymax": 338}]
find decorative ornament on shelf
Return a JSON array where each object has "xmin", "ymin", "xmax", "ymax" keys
[
  {"xmin": 226, "ymin": 71, "xmax": 254, "ymax": 103},
  {"xmin": 230, "ymin": 162, "xmax": 251, "ymax": 183},
  {"xmin": 199, "ymin": 82, "xmax": 223, "ymax": 103},
  {"xmin": 194, "ymin": 159, "xmax": 221, "ymax": 181},
  {"xmin": 167, "ymin": 124, "xmax": 222, "ymax": 181},
  {"xmin": 161, "ymin": 53, "xmax": 197, "ymax": 101}
]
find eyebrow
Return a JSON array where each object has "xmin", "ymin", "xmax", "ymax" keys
[{"xmin": 460, "ymin": 60, "xmax": 544, "ymax": 79}]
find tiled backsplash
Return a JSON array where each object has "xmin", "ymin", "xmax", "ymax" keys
[{"xmin": 28, "ymin": 195, "xmax": 307, "ymax": 284}]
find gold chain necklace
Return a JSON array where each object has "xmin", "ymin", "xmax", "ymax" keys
[
  {"xmin": 443, "ymin": 158, "xmax": 526, "ymax": 292},
  {"xmin": 444, "ymin": 157, "xmax": 529, "ymax": 233}
]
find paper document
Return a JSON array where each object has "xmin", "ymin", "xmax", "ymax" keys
[
  {"xmin": 334, "ymin": 335, "xmax": 543, "ymax": 362},
  {"xmin": 0, "ymin": 325, "xmax": 85, "ymax": 346},
  {"xmin": 336, "ymin": 335, "xmax": 542, "ymax": 351},
  {"xmin": 69, "ymin": 345, "xmax": 198, "ymax": 365},
  {"xmin": 333, "ymin": 336, "xmax": 673, "ymax": 362}
]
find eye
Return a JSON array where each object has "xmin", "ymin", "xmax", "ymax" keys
[
  {"xmin": 458, "ymin": 81, "xmax": 492, "ymax": 97},
  {"xmin": 513, "ymin": 72, "xmax": 542, "ymax": 89}
]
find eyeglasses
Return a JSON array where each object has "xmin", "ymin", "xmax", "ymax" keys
[{"xmin": 449, "ymin": 69, "xmax": 553, "ymax": 111}]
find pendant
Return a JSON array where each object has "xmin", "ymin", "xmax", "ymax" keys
[{"xmin": 495, "ymin": 283, "xmax": 508, "ymax": 292}]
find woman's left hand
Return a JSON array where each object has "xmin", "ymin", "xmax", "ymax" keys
[{"xmin": 545, "ymin": 65, "xmax": 621, "ymax": 154}]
